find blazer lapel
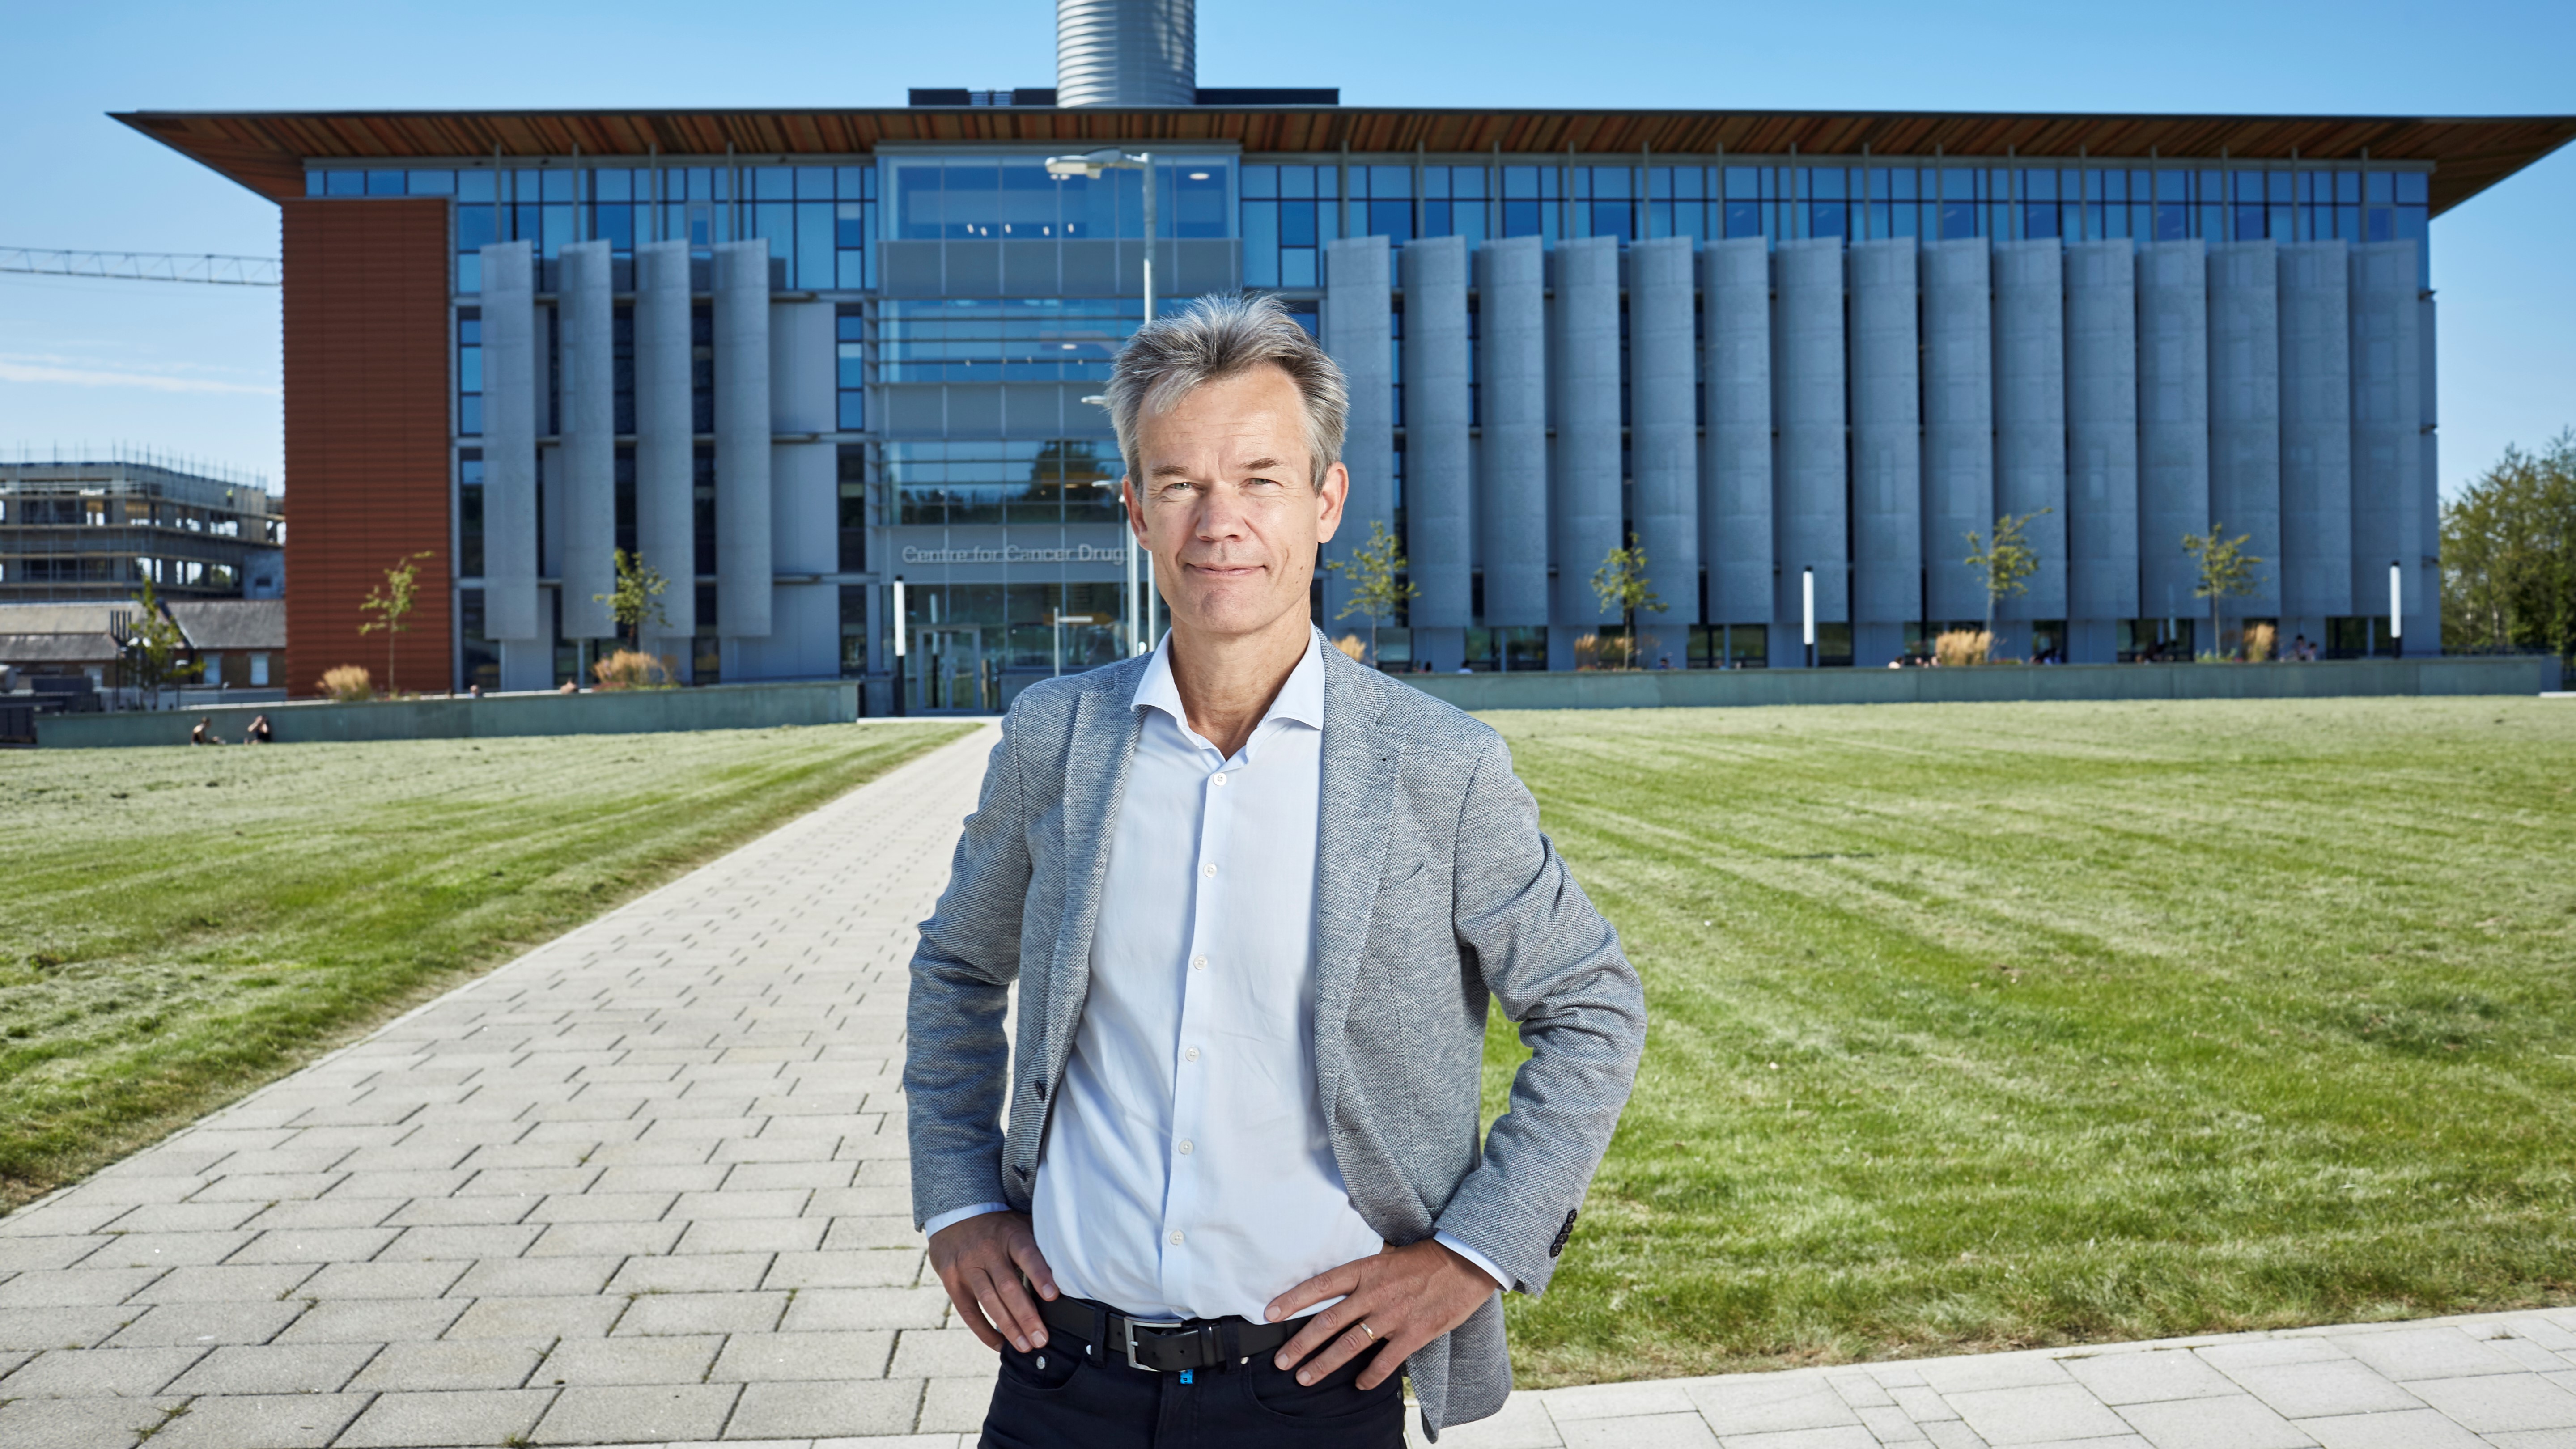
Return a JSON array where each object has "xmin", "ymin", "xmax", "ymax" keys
[
  {"xmin": 1310, "ymin": 648, "xmax": 1400, "ymax": 1121},
  {"xmin": 1048, "ymin": 675, "xmax": 1142, "ymax": 1067}
]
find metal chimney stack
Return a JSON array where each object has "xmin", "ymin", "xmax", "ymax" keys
[{"xmin": 1056, "ymin": 0, "xmax": 1195, "ymax": 106}]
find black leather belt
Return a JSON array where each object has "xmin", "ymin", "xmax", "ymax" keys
[{"xmin": 1036, "ymin": 1294, "xmax": 1308, "ymax": 1373}]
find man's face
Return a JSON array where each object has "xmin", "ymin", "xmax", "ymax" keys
[{"xmin": 1125, "ymin": 364, "xmax": 1347, "ymax": 644}]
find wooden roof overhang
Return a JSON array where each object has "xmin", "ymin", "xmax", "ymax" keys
[{"xmin": 115, "ymin": 106, "xmax": 2576, "ymax": 218}]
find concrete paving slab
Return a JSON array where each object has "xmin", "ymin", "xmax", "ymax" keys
[
  {"xmin": 2114, "ymin": 1393, "xmax": 2316, "ymax": 1448},
  {"xmin": 347, "ymin": 1338, "xmax": 548, "ymax": 1392},
  {"xmin": 729, "ymin": 1379, "xmax": 930, "ymax": 1440},
  {"xmin": 0, "ymin": 1343, "xmax": 205, "ymax": 1397},
  {"xmin": 145, "ymin": 1391, "xmax": 373, "ymax": 1449},
  {"xmin": 334, "ymin": 1387, "xmax": 555, "ymax": 1448}
]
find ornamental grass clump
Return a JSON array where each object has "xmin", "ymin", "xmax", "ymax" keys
[
  {"xmin": 1934, "ymin": 629, "xmax": 1993, "ymax": 666},
  {"xmin": 318, "ymin": 665, "xmax": 375, "ymax": 702},
  {"xmin": 592, "ymin": 649, "xmax": 676, "ymax": 691},
  {"xmin": 2245, "ymin": 622, "xmax": 2278, "ymax": 662}
]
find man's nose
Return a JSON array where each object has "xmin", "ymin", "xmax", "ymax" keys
[{"xmin": 1193, "ymin": 486, "xmax": 1252, "ymax": 539}]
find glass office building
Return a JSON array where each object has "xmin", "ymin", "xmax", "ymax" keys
[{"xmin": 118, "ymin": 47, "xmax": 2574, "ymax": 703}]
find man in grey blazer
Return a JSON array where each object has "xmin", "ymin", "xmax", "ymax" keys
[{"xmin": 906, "ymin": 293, "xmax": 1646, "ymax": 1445}]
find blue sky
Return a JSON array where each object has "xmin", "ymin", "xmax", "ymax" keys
[{"xmin": 3, "ymin": 0, "xmax": 2569, "ymax": 499}]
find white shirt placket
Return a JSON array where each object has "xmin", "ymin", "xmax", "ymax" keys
[{"xmin": 1159, "ymin": 737, "xmax": 1234, "ymax": 1310}]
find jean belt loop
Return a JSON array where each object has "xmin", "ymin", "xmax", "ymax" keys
[{"xmin": 1088, "ymin": 1303, "xmax": 1109, "ymax": 1361}]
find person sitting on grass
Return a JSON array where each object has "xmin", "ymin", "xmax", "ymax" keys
[
  {"xmin": 244, "ymin": 714, "xmax": 273, "ymax": 745},
  {"xmin": 190, "ymin": 716, "xmax": 213, "ymax": 746}
]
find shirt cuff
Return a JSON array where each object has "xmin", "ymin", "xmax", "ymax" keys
[
  {"xmin": 1433, "ymin": 1231, "xmax": 1512, "ymax": 1292},
  {"xmin": 923, "ymin": 1202, "xmax": 1014, "ymax": 1239}
]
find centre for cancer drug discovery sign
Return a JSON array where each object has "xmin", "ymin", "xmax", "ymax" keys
[{"xmin": 897, "ymin": 544, "xmax": 1131, "ymax": 564}]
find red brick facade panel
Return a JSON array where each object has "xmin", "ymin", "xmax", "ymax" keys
[{"xmin": 280, "ymin": 198, "xmax": 453, "ymax": 698}]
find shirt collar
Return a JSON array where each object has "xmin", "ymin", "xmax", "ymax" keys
[{"xmin": 1131, "ymin": 628, "xmax": 1327, "ymax": 758}]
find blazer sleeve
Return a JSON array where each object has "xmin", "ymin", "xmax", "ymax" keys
[
  {"xmin": 903, "ymin": 710, "xmax": 1033, "ymax": 1231},
  {"xmin": 1431, "ymin": 733, "xmax": 1646, "ymax": 1296}
]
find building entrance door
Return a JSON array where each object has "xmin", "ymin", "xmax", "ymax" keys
[{"xmin": 913, "ymin": 627, "xmax": 987, "ymax": 713}]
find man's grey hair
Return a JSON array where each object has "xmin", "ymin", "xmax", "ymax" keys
[{"xmin": 1104, "ymin": 292, "xmax": 1348, "ymax": 490}]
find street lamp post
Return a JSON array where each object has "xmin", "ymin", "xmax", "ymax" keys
[{"xmin": 1048, "ymin": 147, "xmax": 1158, "ymax": 657}]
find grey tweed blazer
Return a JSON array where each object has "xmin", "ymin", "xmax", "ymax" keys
[{"xmin": 904, "ymin": 633, "xmax": 1646, "ymax": 1436}]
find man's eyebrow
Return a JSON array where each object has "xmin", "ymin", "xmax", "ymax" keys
[
  {"xmin": 1238, "ymin": 458, "xmax": 1286, "ymax": 475},
  {"xmin": 1148, "ymin": 463, "xmax": 1199, "ymax": 479}
]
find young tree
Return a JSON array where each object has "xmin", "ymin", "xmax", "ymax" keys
[
  {"xmin": 1590, "ymin": 534, "xmax": 1668, "ymax": 670},
  {"xmin": 2182, "ymin": 523, "xmax": 2265, "ymax": 658},
  {"xmin": 1964, "ymin": 508, "xmax": 2050, "ymax": 636},
  {"xmin": 595, "ymin": 548, "xmax": 672, "ymax": 652},
  {"xmin": 357, "ymin": 550, "xmax": 437, "ymax": 695},
  {"xmin": 1323, "ymin": 520, "xmax": 1417, "ymax": 666},
  {"xmin": 116, "ymin": 575, "xmax": 195, "ymax": 711},
  {"xmin": 2443, "ymin": 431, "xmax": 2576, "ymax": 664}
]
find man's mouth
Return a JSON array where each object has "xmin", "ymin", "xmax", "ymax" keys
[{"xmin": 1184, "ymin": 562, "xmax": 1265, "ymax": 580}]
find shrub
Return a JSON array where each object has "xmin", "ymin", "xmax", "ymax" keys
[
  {"xmin": 1332, "ymin": 634, "xmax": 1369, "ymax": 663},
  {"xmin": 1934, "ymin": 629, "xmax": 1993, "ymax": 667},
  {"xmin": 592, "ymin": 649, "xmax": 676, "ymax": 691},
  {"xmin": 318, "ymin": 665, "xmax": 375, "ymax": 702},
  {"xmin": 2245, "ymin": 622, "xmax": 2277, "ymax": 662}
]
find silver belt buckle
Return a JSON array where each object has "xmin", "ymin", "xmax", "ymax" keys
[{"xmin": 1122, "ymin": 1316, "xmax": 1186, "ymax": 1372}]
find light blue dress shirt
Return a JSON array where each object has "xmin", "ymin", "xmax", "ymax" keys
[{"xmin": 926, "ymin": 632, "xmax": 1506, "ymax": 1319}]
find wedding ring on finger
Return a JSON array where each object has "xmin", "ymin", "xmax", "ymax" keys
[{"xmin": 1356, "ymin": 1322, "xmax": 1377, "ymax": 1342}]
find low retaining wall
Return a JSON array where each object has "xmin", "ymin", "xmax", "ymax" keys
[
  {"xmin": 1398, "ymin": 655, "xmax": 2564, "ymax": 712},
  {"xmin": 36, "ymin": 680, "xmax": 861, "ymax": 749}
]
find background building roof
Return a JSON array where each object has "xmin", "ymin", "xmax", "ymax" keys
[
  {"xmin": 169, "ymin": 599, "xmax": 284, "ymax": 652},
  {"xmin": 114, "ymin": 106, "xmax": 2576, "ymax": 218}
]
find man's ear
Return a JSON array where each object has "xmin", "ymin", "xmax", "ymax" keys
[
  {"xmin": 1313, "ymin": 461, "xmax": 1350, "ymax": 544},
  {"xmin": 1122, "ymin": 475, "xmax": 1146, "ymax": 543}
]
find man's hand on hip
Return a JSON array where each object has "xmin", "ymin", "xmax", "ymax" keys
[
  {"xmin": 927, "ymin": 1211, "xmax": 1057, "ymax": 1353},
  {"xmin": 1264, "ymin": 1238, "xmax": 1496, "ymax": 1391}
]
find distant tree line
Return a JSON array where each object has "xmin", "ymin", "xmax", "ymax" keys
[{"xmin": 2444, "ymin": 431, "xmax": 2576, "ymax": 665}]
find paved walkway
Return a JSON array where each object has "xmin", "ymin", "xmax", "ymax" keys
[{"xmin": 4, "ymin": 722, "xmax": 2573, "ymax": 1449}]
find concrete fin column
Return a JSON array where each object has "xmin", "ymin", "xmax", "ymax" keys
[
  {"xmin": 1400, "ymin": 236, "xmax": 1471, "ymax": 657},
  {"xmin": 2065, "ymin": 239, "xmax": 2139, "ymax": 656},
  {"xmin": 1992, "ymin": 239, "xmax": 2067, "ymax": 644},
  {"xmin": 715, "ymin": 239, "xmax": 773, "ymax": 640},
  {"xmin": 2137, "ymin": 239, "xmax": 2210, "ymax": 624},
  {"xmin": 634, "ymin": 240, "xmax": 696, "ymax": 657},
  {"xmin": 2207, "ymin": 241, "xmax": 2280, "ymax": 621},
  {"xmin": 2279, "ymin": 240, "xmax": 2352, "ymax": 632},
  {"xmin": 1921, "ymin": 238, "xmax": 1993, "ymax": 625},
  {"xmin": 1702, "ymin": 237, "xmax": 1771, "ymax": 627},
  {"xmin": 2349, "ymin": 241, "xmax": 2422, "ymax": 632},
  {"xmin": 1629, "ymin": 237, "xmax": 1698, "ymax": 634},
  {"xmin": 737, "ymin": 296, "xmax": 838, "ymax": 680},
  {"xmin": 1774, "ymin": 237, "xmax": 1848, "ymax": 655},
  {"xmin": 1323, "ymin": 236, "xmax": 1393, "ymax": 634},
  {"xmin": 479, "ymin": 240, "xmax": 541, "ymax": 670},
  {"xmin": 557, "ymin": 240, "xmax": 616, "ymax": 642},
  {"xmin": 2416, "ymin": 281, "xmax": 2440, "ymax": 651},
  {"xmin": 1550, "ymin": 236, "xmax": 1622, "ymax": 644},
  {"xmin": 1476, "ymin": 236, "xmax": 1548, "ymax": 629},
  {"xmin": 1849, "ymin": 237, "xmax": 1921, "ymax": 662}
]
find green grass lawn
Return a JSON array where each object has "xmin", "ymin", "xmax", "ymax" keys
[
  {"xmin": 1487, "ymin": 696, "xmax": 2576, "ymax": 1385},
  {"xmin": 0, "ymin": 722, "xmax": 972, "ymax": 1211}
]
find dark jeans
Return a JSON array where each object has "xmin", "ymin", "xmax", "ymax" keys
[{"xmin": 978, "ymin": 1307, "xmax": 1405, "ymax": 1449}]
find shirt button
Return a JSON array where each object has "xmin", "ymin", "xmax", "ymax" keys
[
  {"xmin": 1211, "ymin": 772, "xmax": 1227, "ymax": 786},
  {"xmin": 1177, "ymin": 1140, "xmax": 1194, "ymax": 1155},
  {"xmin": 1169, "ymin": 1230, "xmax": 1185, "ymax": 1246},
  {"xmin": 1201, "ymin": 863, "xmax": 1217, "ymax": 877},
  {"xmin": 1191, "ymin": 955, "xmax": 1207, "ymax": 972},
  {"xmin": 1184, "ymin": 1047, "xmax": 1200, "ymax": 1062}
]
